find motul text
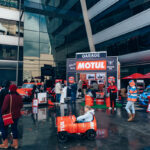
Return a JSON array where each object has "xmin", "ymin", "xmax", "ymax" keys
[{"xmin": 76, "ymin": 60, "xmax": 106, "ymax": 71}]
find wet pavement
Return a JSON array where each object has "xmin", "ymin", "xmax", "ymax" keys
[{"xmin": 1, "ymin": 100, "xmax": 150, "ymax": 150}]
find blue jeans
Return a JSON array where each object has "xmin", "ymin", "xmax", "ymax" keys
[
  {"xmin": 0, "ymin": 109, "xmax": 5, "ymax": 140},
  {"xmin": 125, "ymin": 101, "xmax": 135, "ymax": 114},
  {"xmin": 70, "ymin": 92, "xmax": 76, "ymax": 103},
  {"xmin": 3, "ymin": 119, "xmax": 19, "ymax": 140},
  {"xmin": 56, "ymin": 94, "xmax": 61, "ymax": 103}
]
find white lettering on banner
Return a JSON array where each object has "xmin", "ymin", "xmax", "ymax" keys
[
  {"xmin": 91, "ymin": 62, "xmax": 95, "ymax": 68},
  {"xmin": 90, "ymin": 122, "xmax": 94, "ymax": 129},
  {"xmin": 85, "ymin": 63, "xmax": 90, "ymax": 69},
  {"xmin": 78, "ymin": 63, "xmax": 85, "ymax": 69},
  {"xmin": 60, "ymin": 121, "xmax": 65, "ymax": 131},
  {"xmin": 82, "ymin": 53, "xmax": 100, "ymax": 58},
  {"xmin": 76, "ymin": 60, "xmax": 106, "ymax": 71}
]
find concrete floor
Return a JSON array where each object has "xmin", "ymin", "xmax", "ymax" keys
[{"xmin": 2, "ymin": 101, "xmax": 150, "ymax": 150}]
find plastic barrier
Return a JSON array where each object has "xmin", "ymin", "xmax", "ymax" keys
[
  {"xmin": 85, "ymin": 95, "xmax": 94, "ymax": 106},
  {"xmin": 96, "ymin": 98, "xmax": 104, "ymax": 105},
  {"xmin": 32, "ymin": 98, "xmax": 38, "ymax": 107},
  {"xmin": 96, "ymin": 92, "xmax": 104, "ymax": 105},
  {"xmin": 105, "ymin": 97, "xmax": 110, "ymax": 107}
]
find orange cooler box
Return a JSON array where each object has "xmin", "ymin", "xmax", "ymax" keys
[{"xmin": 85, "ymin": 95, "xmax": 94, "ymax": 106}]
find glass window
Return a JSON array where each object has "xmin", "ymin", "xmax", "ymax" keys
[
  {"xmin": 40, "ymin": 43, "xmax": 50, "ymax": 54},
  {"xmin": 25, "ymin": 0, "xmax": 41, "ymax": 4},
  {"xmin": 0, "ymin": 19, "xmax": 22, "ymax": 37},
  {"xmin": 40, "ymin": 32, "xmax": 49, "ymax": 43},
  {"xmin": 0, "ymin": 69, "xmax": 16, "ymax": 82},
  {"xmin": 24, "ymin": 30, "xmax": 39, "ymax": 42},
  {"xmin": 40, "ymin": 15, "xmax": 47, "ymax": 32},
  {"xmin": 0, "ymin": 45, "xmax": 17, "ymax": 60},
  {"xmin": 24, "ymin": 12, "xmax": 39, "ymax": 31},
  {"xmin": 24, "ymin": 42, "xmax": 40, "ymax": 57},
  {"xmin": 0, "ymin": 0, "xmax": 18, "ymax": 8}
]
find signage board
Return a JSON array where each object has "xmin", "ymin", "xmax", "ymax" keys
[
  {"xmin": 107, "ymin": 57, "xmax": 118, "ymax": 85},
  {"xmin": 38, "ymin": 93, "xmax": 47, "ymax": 104},
  {"xmin": 76, "ymin": 52, "xmax": 107, "ymax": 59},
  {"xmin": 66, "ymin": 58, "xmax": 76, "ymax": 72},
  {"xmin": 76, "ymin": 60, "xmax": 107, "ymax": 71},
  {"xmin": 66, "ymin": 58, "xmax": 76, "ymax": 85}
]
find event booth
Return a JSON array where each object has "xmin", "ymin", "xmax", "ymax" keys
[{"xmin": 66, "ymin": 52, "xmax": 120, "ymax": 98}]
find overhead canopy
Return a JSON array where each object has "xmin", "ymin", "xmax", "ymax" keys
[
  {"xmin": 122, "ymin": 73, "xmax": 144, "ymax": 79},
  {"xmin": 138, "ymin": 73, "xmax": 150, "ymax": 79}
]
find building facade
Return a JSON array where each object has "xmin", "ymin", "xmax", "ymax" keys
[
  {"xmin": 85, "ymin": 0, "xmax": 150, "ymax": 77},
  {"xmin": 1, "ymin": 0, "xmax": 150, "ymax": 85}
]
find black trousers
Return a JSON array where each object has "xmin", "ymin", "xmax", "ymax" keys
[{"xmin": 110, "ymin": 93, "xmax": 117, "ymax": 108}]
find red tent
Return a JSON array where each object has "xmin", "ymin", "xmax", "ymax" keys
[
  {"xmin": 122, "ymin": 73, "xmax": 144, "ymax": 79},
  {"xmin": 138, "ymin": 73, "xmax": 150, "ymax": 79}
]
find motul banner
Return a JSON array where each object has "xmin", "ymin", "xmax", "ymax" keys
[
  {"xmin": 76, "ymin": 60, "xmax": 107, "ymax": 71},
  {"xmin": 66, "ymin": 52, "xmax": 118, "ymax": 91}
]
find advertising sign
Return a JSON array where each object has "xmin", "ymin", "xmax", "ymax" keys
[
  {"xmin": 107, "ymin": 57, "xmax": 118, "ymax": 85},
  {"xmin": 96, "ymin": 72, "xmax": 106, "ymax": 80},
  {"xmin": 38, "ymin": 93, "xmax": 47, "ymax": 104},
  {"xmin": 96, "ymin": 72, "xmax": 106, "ymax": 84},
  {"xmin": 86, "ymin": 74, "xmax": 95, "ymax": 80},
  {"xmin": 76, "ymin": 60, "xmax": 107, "ymax": 71},
  {"xmin": 76, "ymin": 52, "xmax": 107, "ymax": 59},
  {"xmin": 67, "ymin": 58, "xmax": 76, "ymax": 72},
  {"xmin": 66, "ymin": 58, "xmax": 76, "ymax": 84}
]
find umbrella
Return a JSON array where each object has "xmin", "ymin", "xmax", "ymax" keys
[
  {"xmin": 122, "ymin": 73, "xmax": 144, "ymax": 79},
  {"xmin": 138, "ymin": 73, "xmax": 150, "ymax": 79}
]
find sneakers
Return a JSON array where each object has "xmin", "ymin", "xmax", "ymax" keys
[{"xmin": 109, "ymin": 107, "xmax": 112, "ymax": 110}]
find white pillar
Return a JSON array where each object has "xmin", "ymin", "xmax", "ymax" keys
[{"xmin": 80, "ymin": 0, "xmax": 95, "ymax": 52}]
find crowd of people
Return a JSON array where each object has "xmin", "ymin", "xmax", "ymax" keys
[{"xmin": 0, "ymin": 77, "xmax": 138, "ymax": 149}]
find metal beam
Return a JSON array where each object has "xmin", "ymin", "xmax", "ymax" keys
[{"xmin": 80, "ymin": 0, "xmax": 95, "ymax": 52}]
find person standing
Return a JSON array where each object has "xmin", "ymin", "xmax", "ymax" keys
[
  {"xmin": 125, "ymin": 80, "xmax": 137, "ymax": 122},
  {"xmin": 68, "ymin": 77, "xmax": 77, "ymax": 103},
  {"xmin": 82, "ymin": 81, "xmax": 87, "ymax": 97},
  {"xmin": 77, "ymin": 79, "xmax": 83, "ymax": 98},
  {"xmin": 107, "ymin": 82, "xmax": 118, "ymax": 110},
  {"xmin": 70, "ymin": 81, "xmax": 77, "ymax": 104},
  {"xmin": 0, "ymin": 80, "xmax": 10, "ymax": 146},
  {"xmin": 0, "ymin": 84, "xmax": 23, "ymax": 149},
  {"xmin": 55, "ymin": 80, "xmax": 62, "ymax": 103}
]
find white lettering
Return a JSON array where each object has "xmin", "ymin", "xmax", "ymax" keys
[
  {"xmin": 90, "ymin": 122, "xmax": 94, "ymax": 129},
  {"xmin": 77, "ymin": 61, "xmax": 106, "ymax": 70},
  {"xmin": 85, "ymin": 62, "xmax": 90, "ymax": 69},
  {"xmin": 95, "ymin": 62, "xmax": 100, "ymax": 69},
  {"xmin": 77, "ymin": 62, "xmax": 84, "ymax": 69},
  {"xmin": 90, "ymin": 62, "xmax": 95, "ymax": 68},
  {"xmin": 60, "ymin": 121, "xmax": 65, "ymax": 131},
  {"xmin": 101, "ymin": 62, "xmax": 104, "ymax": 68},
  {"xmin": 81, "ymin": 53, "xmax": 100, "ymax": 58}
]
